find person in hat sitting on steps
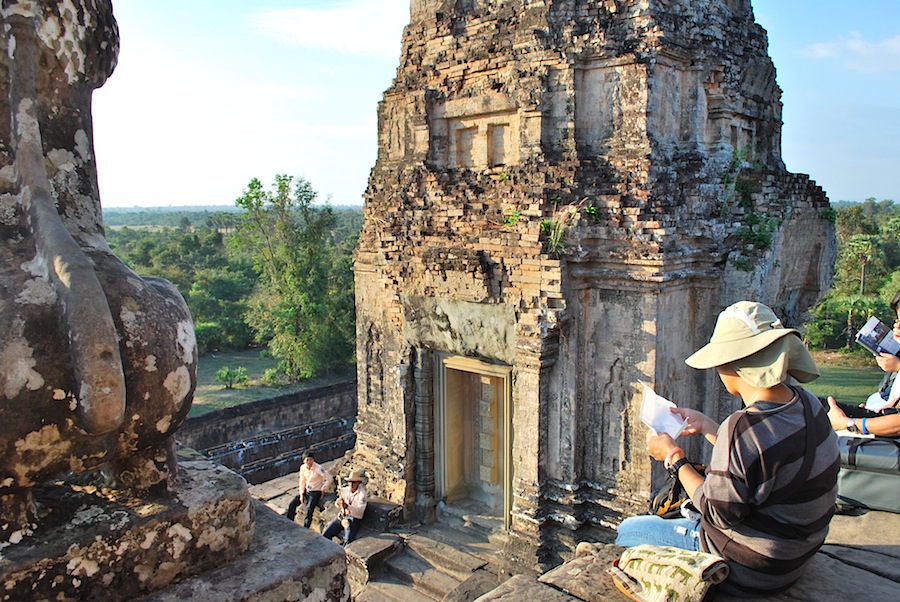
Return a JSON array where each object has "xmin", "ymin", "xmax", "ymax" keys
[
  {"xmin": 322, "ymin": 469, "xmax": 368, "ymax": 545},
  {"xmin": 616, "ymin": 301, "xmax": 839, "ymax": 597}
]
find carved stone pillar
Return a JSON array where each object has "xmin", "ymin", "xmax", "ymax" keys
[{"xmin": 414, "ymin": 349, "xmax": 437, "ymax": 522}]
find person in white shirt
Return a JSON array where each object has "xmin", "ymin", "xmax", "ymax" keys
[
  {"xmin": 285, "ymin": 453, "xmax": 332, "ymax": 528},
  {"xmin": 828, "ymin": 290, "xmax": 900, "ymax": 436},
  {"xmin": 322, "ymin": 469, "xmax": 368, "ymax": 545}
]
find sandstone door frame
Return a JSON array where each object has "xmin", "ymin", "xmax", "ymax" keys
[{"xmin": 433, "ymin": 353, "xmax": 513, "ymax": 530}]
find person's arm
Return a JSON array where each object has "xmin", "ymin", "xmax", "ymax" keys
[
  {"xmin": 322, "ymin": 469, "xmax": 333, "ymax": 491},
  {"xmin": 861, "ymin": 414, "xmax": 900, "ymax": 436},
  {"xmin": 298, "ymin": 467, "xmax": 308, "ymax": 493},
  {"xmin": 670, "ymin": 407, "xmax": 719, "ymax": 445},
  {"xmin": 692, "ymin": 419, "xmax": 753, "ymax": 529},
  {"xmin": 646, "ymin": 433, "xmax": 705, "ymax": 501},
  {"xmin": 824, "ymin": 396, "xmax": 899, "ymax": 434}
]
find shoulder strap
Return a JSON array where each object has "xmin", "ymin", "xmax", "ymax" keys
[
  {"xmin": 757, "ymin": 388, "xmax": 817, "ymax": 505},
  {"xmin": 794, "ymin": 389, "xmax": 817, "ymax": 482}
]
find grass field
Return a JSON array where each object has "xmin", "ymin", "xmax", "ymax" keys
[
  {"xmin": 190, "ymin": 350, "xmax": 353, "ymax": 417},
  {"xmin": 189, "ymin": 350, "xmax": 887, "ymax": 417},
  {"xmin": 803, "ymin": 351, "xmax": 884, "ymax": 406}
]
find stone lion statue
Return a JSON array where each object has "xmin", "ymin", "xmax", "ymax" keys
[{"xmin": 0, "ymin": 1, "xmax": 197, "ymax": 541}]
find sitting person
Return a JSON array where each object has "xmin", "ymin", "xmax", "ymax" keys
[
  {"xmin": 322, "ymin": 469, "xmax": 368, "ymax": 545},
  {"xmin": 616, "ymin": 301, "xmax": 840, "ymax": 597},
  {"xmin": 284, "ymin": 453, "xmax": 332, "ymax": 528},
  {"xmin": 829, "ymin": 291, "xmax": 900, "ymax": 429}
]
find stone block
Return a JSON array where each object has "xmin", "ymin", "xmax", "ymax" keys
[
  {"xmin": 0, "ymin": 452, "xmax": 254, "ymax": 601},
  {"xmin": 537, "ymin": 545, "xmax": 622, "ymax": 600},
  {"xmin": 473, "ymin": 574, "xmax": 578, "ymax": 601},
  {"xmin": 141, "ymin": 500, "xmax": 348, "ymax": 602},
  {"xmin": 345, "ymin": 533, "xmax": 403, "ymax": 589}
]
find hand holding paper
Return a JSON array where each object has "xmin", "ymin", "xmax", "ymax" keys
[{"xmin": 639, "ymin": 383, "xmax": 688, "ymax": 439}]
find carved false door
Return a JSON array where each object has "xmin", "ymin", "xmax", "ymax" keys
[{"xmin": 435, "ymin": 354, "xmax": 512, "ymax": 529}]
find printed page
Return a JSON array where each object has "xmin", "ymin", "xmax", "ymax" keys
[
  {"xmin": 639, "ymin": 382, "xmax": 688, "ymax": 439},
  {"xmin": 856, "ymin": 316, "xmax": 900, "ymax": 356}
]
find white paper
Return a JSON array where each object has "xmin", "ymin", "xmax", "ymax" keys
[{"xmin": 639, "ymin": 382, "xmax": 688, "ymax": 439}]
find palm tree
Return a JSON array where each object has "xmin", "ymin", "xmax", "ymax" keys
[
  {"xmin": 839, "ymin": 294, "xmax": 879, "ymax": 350},
  {"xmin": 844, "ymin": 234, "xmax": 883, "ymax": 295}
]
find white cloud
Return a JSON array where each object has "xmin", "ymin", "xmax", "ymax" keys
[
  {"xmin": 251, "ymin": 1, "xmax": 408, "ymax": 59},
  {"xmin": 802, "ymin": 32, "xmax": 900, "ymax": 72}
]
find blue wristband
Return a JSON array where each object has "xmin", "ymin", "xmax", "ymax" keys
[{"xmin": 861, "ymin": 417, "xmax": 869, "ymax": 435}]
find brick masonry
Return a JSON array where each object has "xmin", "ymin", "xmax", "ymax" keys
[{"xmin": 352, "ymin": 0, "xmax": 835, "ymax": 569}]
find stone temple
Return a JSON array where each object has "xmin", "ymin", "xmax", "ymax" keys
[{"xmin": 351, "ymin": 0, "xmax": 836, "ymax": 568}]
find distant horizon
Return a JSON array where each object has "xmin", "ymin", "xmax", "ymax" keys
[
  {"xmin": 102, "ymin": 203, "xmax": 363, "ymax": 212},
  {"xmin": 92, "ymin": 1, "xmax": 900, "ymax": 209},
  {"xmin": 99, "ymin": 197, "xmax": 886, "ymax": 213}
]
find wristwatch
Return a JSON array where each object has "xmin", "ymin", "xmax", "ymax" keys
[
  {"xmin": 846, "ymin": 418, "xmax": 858, "ymax": 433},
  {"xmin": 669, "ymin": 457, "xmax": 691, "ymax": 476}
]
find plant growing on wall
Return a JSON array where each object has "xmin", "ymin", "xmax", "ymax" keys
[
  {"xmin": 719, "ymin": 146, "xmax": 784, "ymax": 272},
  {"xmin": 503, "ymin": 209, "xmax": 521, "ymax": 226},
  {"xmin": 540, "ymin": 198, "xmax": 588, "ymax": 255}
]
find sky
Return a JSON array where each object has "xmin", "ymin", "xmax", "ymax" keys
[{"xmin": 92, "ymin": 0, "xmax": 900, "ymax": 208}]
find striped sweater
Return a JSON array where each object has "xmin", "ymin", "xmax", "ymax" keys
[{"xmin": 694, "ymin": 387, "xmax": 839, "ymax": 597}]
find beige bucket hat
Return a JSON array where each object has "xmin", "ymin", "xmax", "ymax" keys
[
  {"xmin": 685, "ymin": 301, "xmax": 819, "ymax": 388},
  {"xmin": 347, "ymin": 469, "xmax": 366, "ymax": 482}
]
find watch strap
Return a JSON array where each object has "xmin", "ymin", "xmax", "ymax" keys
[{"xmin": 668, "ymin": 457, "xmax": 691, "ymax": 476}]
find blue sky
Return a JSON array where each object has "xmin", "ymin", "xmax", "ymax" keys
[{"xmin": 92, "ymin": 0, "xmax": 900, "ymax": 208}]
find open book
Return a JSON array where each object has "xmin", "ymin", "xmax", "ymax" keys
[
  {"xmin": 639, "ymin": 382, "xmax": 688, "ymax": 439},
  {"xmin": 856, "ymin": 316, "xmax": 900, "ymax": 356}
]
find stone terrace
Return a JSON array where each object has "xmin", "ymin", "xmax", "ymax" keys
[{"xmin": 253, "ymin": 473, "xmax": 900, "ymax": 601}]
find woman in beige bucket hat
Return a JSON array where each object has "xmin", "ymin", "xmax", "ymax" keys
[{"xmin": 616, "ymin": 301, "xmax": 839, "ymax": 597}]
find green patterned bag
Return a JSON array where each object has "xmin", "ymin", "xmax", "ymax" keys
[{"xmin": 608, "ymin": 544, "xmax": 729, "ymax": 602}]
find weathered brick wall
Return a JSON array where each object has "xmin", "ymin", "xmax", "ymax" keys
[
  {"xmin": 178, "ymin": 381, "xmax": 357, "ymax": 451},
  {"xmin": 354, "ymin": 0, "xmax": 835, "ymax": 568}
]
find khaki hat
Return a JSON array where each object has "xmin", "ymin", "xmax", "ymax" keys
[
  {"xmin": 685, "ymin": 301, "xmax": 818, "ymax": 387},
  {"xmin": 347, "ymin": 469, "xmax": 366, "ymax": 482}
]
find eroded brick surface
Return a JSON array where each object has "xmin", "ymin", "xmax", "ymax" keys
[{"xmin": 352, "ymin": 0, "xmax": 835, "ymax": 569}]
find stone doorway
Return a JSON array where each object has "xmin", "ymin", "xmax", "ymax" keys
[{"xmin": 434, "ymin": 354, "xmax": 512, "ymax": 530}]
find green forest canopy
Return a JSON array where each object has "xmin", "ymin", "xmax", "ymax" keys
[
  {"xmin": 103, "ymin": 195, "xmax": 899, "ymax": 373},
  {"xmin": 103, "ymin": 181, "xmax": 362, "ymax": 381}
]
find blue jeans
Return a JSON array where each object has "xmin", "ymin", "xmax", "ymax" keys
[
  {"xmin": 322, "ymin": 516, "xmax": 362, "ymax": 545},
  {"xmin": 285, "ymin": 490, "xmax": 323, "ymax": 528},
  {"xmin": 615, "ymin": 515, "xmax": 701, "ymax": 551}
]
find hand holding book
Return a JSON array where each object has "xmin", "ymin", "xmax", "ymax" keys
[{"xmin": 856, "ymin": 316, "xmax": 900, "ymax": 357}]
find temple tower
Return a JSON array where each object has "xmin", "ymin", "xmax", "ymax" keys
[{"xmin": 352, "ymin": 0, "xmax": 835, "ymax": 568}]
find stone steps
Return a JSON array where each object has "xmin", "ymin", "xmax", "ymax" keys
[
  {"xmin": 406, "ymin": 534, "xmax": 488, "ymax": 581},
  {"xmin": 347, "ymin": 521, "xmax": 509, "ymax": 602},
  {"xmin": 355, "ymin": 578, "xmax": 437, "ymax": 602},
  {"xmin": 385, "ymin": 549, "xmax": 463, "ymax": 599}
]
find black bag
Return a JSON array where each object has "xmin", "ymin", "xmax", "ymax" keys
[
  {"xmin": 837, "ymin": 436, "xmax": 900, "ymax": 514},
  {"xmin": 650, "ymin": 462, "xmax": 705, "ymax": 519}
]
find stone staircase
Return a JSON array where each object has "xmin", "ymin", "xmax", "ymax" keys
[
  {"xmin": 253, "ymin": 473, "xmax": 514, "ymax": 601},
  {"xmin": 351, "ymin": 522, "xmax": 513, "ymax": 602}
]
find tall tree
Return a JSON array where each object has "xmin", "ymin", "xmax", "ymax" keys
[
  {"xmin": 843, "ymin": 234, "xmax": 884, "ymax": 295},
  {"xmin": 232, "ymin": 175, "xmax": 355, "ymax": 379}
]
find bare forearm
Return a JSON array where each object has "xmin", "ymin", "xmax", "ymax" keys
[
  {"xmin": 679, "ymin": 464, "xmax": 706, "ymax": 500},
  {"xmin": 862, "ymin": 414, "xmax": 900, "ymax": 436}
]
